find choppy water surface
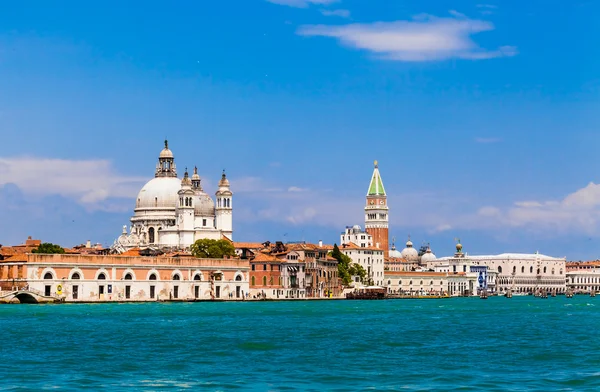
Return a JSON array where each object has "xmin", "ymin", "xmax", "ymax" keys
[{"xmin": 1, "ymin": 297, "xmax": 599, "ymax": 391}]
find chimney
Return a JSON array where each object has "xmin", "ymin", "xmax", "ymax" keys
[
  {"xmin": 86, "ymin": 240, "xmax": 91, "ymax": 249},
  {"xmin": 318, "ymin": 240, "xmax": 323, "ymax": 247}
]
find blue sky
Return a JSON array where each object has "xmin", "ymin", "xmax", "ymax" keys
[{"xmin": 0, "ymin": 0, "xmax": 599, "ymax": 259}]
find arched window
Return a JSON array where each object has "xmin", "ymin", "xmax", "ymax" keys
[
  {"xmin": 149, "ymin": 227, "xmax": 155, "ymax": 244},
  {"xmin": 149, "ymin": 273, "xmax": 157, "ymax": 281},
  {"xmin": 543, "ymin": 267, "xmax": 547, "ymax": 273},
  {"xmin": 98, "ymin": 273, "xmax": 106, "ymax": 280},
  {"xmin": 263, "ymin": 276, "xmax": 267, "ymax": 286},
  {"xmin": 560, "ymin": 269, "xmax": 563, "ymax": 275},
  {"xmin": 498, "ymin": 266, "xmax": 503, "ymax": 274},
  {"xmin": 44, "ymin": 272, "xmax": 53, "ymax": 280},
  {"xmin": 173, "ymin": 274, "xmax": 181, "ymax": 281},
  {"xmin": 194, "ymin": 274, "xmax": 201, "ymax": 281},
  {"xmin": 154, "ymin": 197, "xmax": 158, "ymax": 207},
  {"xmin": 251, "ymin": 276, "xmax": 255, "ymax": 286},
  {"xmin": 124, "ymin": 273, "xmax": 133, "ymax": 280},
  {"xmin": 530, "ymin": 266, "xmax": 533, "ymax": 273},
  {"xmin": 71, "ymin": 273, "xmax": 81, "ymax": 280},
  {"xmin": 430, "ymin": 281, "xmax": 433, "ymax": 286},
  {"xmin": 537, "ymin": 268, "xmax": 540, "ymax": 275},
  {"xmin": 521, "ymin": 266, "xmax": 525, "ymax": 273},
  {"xmin": 235, "ymin": 275, "xmax": 242, "ymax": 281}
]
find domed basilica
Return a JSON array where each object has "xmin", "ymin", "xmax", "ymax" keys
[{"xmin": 112, "ymin": 141, "xmax": 233, "ymax": 253}]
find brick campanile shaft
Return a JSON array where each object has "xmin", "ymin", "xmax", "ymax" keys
[{"xmin": 364, "ymin": 160, "xmax": 389, "ymax": 258}]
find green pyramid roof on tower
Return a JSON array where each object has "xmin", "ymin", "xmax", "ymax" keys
[{"xmin": 367, "ymin": 160, "xmax": 386, "ymax": 196}]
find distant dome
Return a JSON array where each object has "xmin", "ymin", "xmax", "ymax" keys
[
  {"xmin": 401, "ymin": 238, "xmax": 418, "ymax": 261},
  {"xmin": 353, "ymin": 225, "xmax": 361, "ymax": 230},
  {"xmin": 389, "ymin": 248, "xmax": 402, "ymax": 258},
  {"xmin": 401, "ymin": 247, "xmax": 419, "ymax": 261},
  {"xmin": 421, "ymin": 248, "xmax": 437, "ymax": 263},
  {"xmin": 194, "ymin": 191, "xmax": 215, "ymax": 216},
  {"xmin": 136, "ymin": 177, "xmax": 181, "ymax": 209}
]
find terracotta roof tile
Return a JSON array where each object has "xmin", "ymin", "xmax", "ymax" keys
[
  {"xmin": 2, "ymin": 254, "xmax": 28, "ymax": 262},
  {"xmin": 234, "ymin": 242, "xmax": 265, "ymax": 249}
]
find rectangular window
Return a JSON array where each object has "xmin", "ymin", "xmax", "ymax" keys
[
  {"xmin": 263, "ymin": 264, "xmax": 267, "ymax": 271},
  {"xmin": 215, "ymin": 286, "xmax": 221, "ymax": 298},
  {"xmin": 173, "ymin": 286, "xmax": 179, "ymax": 299},
  {"xmin": 73, "ymin": 285, "xmax": 79, "ymax": 300},
  {"xmin": 202, "ymin": 219, "xmax": 207, "ymax": 227},
  {"xmin": 125, "ymin": 285, "xmax": 131, "ymax": 299},
  {"xmin": 150, "ymin": 285, "xmax": 155, "ymax": 299}
]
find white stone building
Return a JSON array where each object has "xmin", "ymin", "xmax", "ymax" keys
[
  {"xmin": 339, "ymin": 227, "xmax": 385, "ymax": 286},
  {"xmin": 112, "ymin": 141, "xmax": 233, "ymax": 252},
  {"xmin": 428, "ymin": 243, "xmax": 566, "ymax": 294}
]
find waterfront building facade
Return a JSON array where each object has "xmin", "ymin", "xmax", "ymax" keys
[
  {"xmin": 566, "ymin": 261, "xmax": 600, "ymax": 293},
  {"xmin": 429, "ymin": 243, "xmax": 566, "ymax": 294},
  {"xmin": 339, "ymin": 242, "xmax": 385, "ymax": 286},
  {"xmin": 249, "ymin": 252, "xmax": 284, "ymax": 299},
  {"xmin": 112, "ymin": 141, "xmax": 233, "ymax": 253},
  {"xmin": 0, "ymin": 253, "xmax": 249, "ymax": 302}
]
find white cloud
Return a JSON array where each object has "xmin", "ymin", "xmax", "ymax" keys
[
  {"xmin": 297, "ymin": 13, "xmax": 517, "ymax": 61},
  {"xmin": 266, "ymin": 0, "xmax": 339, "ymax": 8},
  {"xmin": 0, "ymin": 157, "xmax": 146, "ymax": 210},
  {"xmin": 476, "ymin": 4, "xmax": 498, "ymax": 9},
  {"xmin": 475, "ymin": 137, "xmax": 502, "ymax": 144},
  {"xmin": 471, "ymin": 183, "xmax": 600, "ymax": 234},
  {"xmin": 320, "ymin": 9, "xmax": 351, "ymax": 18},
  {"xmin": 288, "ymin": 186, "xmax": 308, "ymax": 192}
]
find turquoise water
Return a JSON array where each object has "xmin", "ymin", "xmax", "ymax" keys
[{"xmin": 1, "ymin": 297, "xmax": 599, "ymax": 391}]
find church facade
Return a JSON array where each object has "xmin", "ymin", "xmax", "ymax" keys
[{"xmin": 112, "ymin": 141, "xmax": 233, "ymax": 253}]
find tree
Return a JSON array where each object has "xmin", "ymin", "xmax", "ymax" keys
[
  {"xmin": 32, "ymin": 243, "xmax": 65, "ymax": 254},
  {"xmin": 190, "ymin": 239, "xmax": 235, "ymax": 259},
  {"xmin": 330, "ymin": 244, "xmax": 354, "ymax": 286}
]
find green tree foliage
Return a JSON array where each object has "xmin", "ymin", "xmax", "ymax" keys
[
  {"xmin": 349, "ymin": 263, "xmax": 368, "ymax": 283},
  {"xmin": 32, "ymin": 243, "xmax": 65, "ymax": 254},
  {"xmin": 331, "ymin": 244, "xmax": 367, "ymax": 286},
  {"xmin": 190, "ymin": 239, "xmax": 236, "ymax": 259}
]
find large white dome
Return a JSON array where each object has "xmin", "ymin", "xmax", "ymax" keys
[
  {"xmin": 136, "ymin": 177, "xmax": 181, "ymax": 209},
  {"xmin": 194, "ymin": 191, "xmax": 215, "ymax": 216}
]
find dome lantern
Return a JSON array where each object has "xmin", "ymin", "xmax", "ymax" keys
[{"xmin": 155, "ymin": 139, "xmax": 177, "ymax": 178}]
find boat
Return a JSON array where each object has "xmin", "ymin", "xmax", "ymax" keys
[
  {"xmin": 479, "ymin": 290, "xmax": 488, "ymax": 299},
  {"xmin": 505, "ymin": 290, "xmax": 513, "ymax": 298},
  {"xmin": 591, "ymin": 291, "xmax": 596, "ymax": 298},
  {"xmin": 566, "ymin": 289, "xmax": 574, "ymax": 298}
]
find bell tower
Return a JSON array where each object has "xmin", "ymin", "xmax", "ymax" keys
[{"xmin": 365, "ymin": 160, "xmax": 389, "ymax": 257}]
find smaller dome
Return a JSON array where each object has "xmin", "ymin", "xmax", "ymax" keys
[
  {"xmin": 159, "ymin": 140, "xmax": 174, "ymax": 159},
  {"xmin": 353, "ymin": 224, "xmax": 361, "ymax": 230},
  {"xmin": 194, "ymin": 192, "xmax": 215, "ymax": 216},
  {"xmin": 389, "ymin": 248, "xmax": 403, "ymax": 258},
  {"xmin": 401, "ymin": 247, "xmax": 419, "ymax": 261},
  {"xmin": 456, "ymin": 243, "xmax": 463, "ymax": 251},
  {"xmin": 160, "ymin": 148, "xmax": 174, "ymax": 159},
  {"xmin": 421, "ymin": 248, "xmax": 437, "ymax": 263},
  {"xmin": 219, "ymin": 171, "xmax": 230, "ymax": 187},
  {"xmin": 406, "ymin": 240, "xmax": 413, "ymax": 247},
  {"xmin": 191, "ymin": 166, "xmax": 200, "ymax": 181},
  {"xmin": 181, "ymin": 169, "xmax": 192, "ymax": 187}
]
